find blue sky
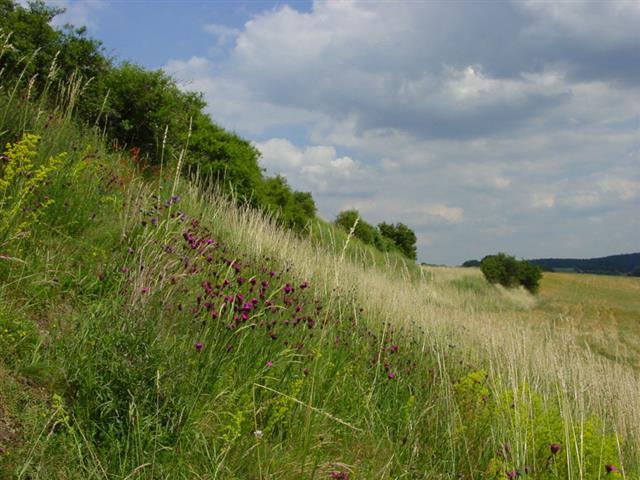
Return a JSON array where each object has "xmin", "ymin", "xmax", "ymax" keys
[{"xmin": 41, "ymin": 0, "xmax": 640, "ymax": 264}]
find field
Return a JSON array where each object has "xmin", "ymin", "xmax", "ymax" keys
[{"xmin": 438, "ymin": 268, "xmax": 640, "ymax": 368}]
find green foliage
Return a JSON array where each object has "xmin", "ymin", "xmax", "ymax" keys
[
  {"xmin": 378, "ymin": 221, "xmax": 417, "ymax": 260},
  {"xmin": 261, "ymin": 175, "xmax": 317, "ymax": 231},
  {"xmin": 334, "ymin": 210, "xmax": 417, "ymax": 260},
  {"xmin": 517, "ymin": 259, "xmax": 543, "ymax": 293},
  {"xmin": 481, "ymin": 253, "xmax": 542, "ymax": 293},
  {"xmin": 0, "ymin": 133, "xmax": 65, "ymax": 247},
  {"xmin": 335, "ymin": 209, "xmax": 376, "ymax": 245},
  {"xmin": 0, "ymin": 309, "xmax": 38, "ymax": 366},
  {"xmin": 462, "ymin": 259, "xmax": 481, "ymax": 267},
  {"xmin": 0, "ymin": 0, "xmax": 109, "ymax": 96},
  {"xmin": 98, "ymin": 62, "xmax": 204, "ymax": 160},
  {"xmin": 454, "ymin": 371, "xmax": 622, "ymax": 479},
  {"xmin": 188, "ymin": 112, "xmax": 262, "ymax": 198}
]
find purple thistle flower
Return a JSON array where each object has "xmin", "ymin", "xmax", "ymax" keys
[
  {"xmin": 195, "ymin": 342, "xmax": 204, "ymax": 351},
  {"xmin": 605, "ymin": 465, "xmax": 617, "ymax": 474},
  {"xmin": 299, "ymin": 281, "xmax": 309, "ymax": 289},
  {"xmin": 266, "ymin": 361, "xmax": 273, "ymax": 367},
  {"xmin": 283, "ymin": 283, "xmax": 293, "ymax": 294},
  {"xmin": 550, "ymin": 443, "xmax": 561, "ymax": 455},
  {"xmin": 329, "ymin": 471, "xmax": 349, "ymax": 479},
  {"xmin": 387, "ymin": 372, "xmax": 396, "ymax": 379}
]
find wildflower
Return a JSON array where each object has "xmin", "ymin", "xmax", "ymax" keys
[
  {"xmin": 390, "ymin": 344, "xmax": 399, "ymax": 353},
  {"xmin": 120, "ymin": 266, "xmax": 129, "ymax": 273},
  {"xmin": 284, "ymin": 283, "xmax": 293, "ymax": 294},
  {"xmin": 387, "ymin": 372, "xmax": 396, "ymax": 379},
  {"xmin": 605, "ymin": 465, "xmax": 618, "ymax": 474},
  {"xmin": 329, "ymin": 471, "xmax": 349, "ymax": 479},
  {"xmin": 550, "ymin": 443, "xmax": 561, "ymax": 455},
  {"xmin": 266, "ymin": 361, "xmax": 273, "ymax": 367},
  {"xmin": 195, "ymin": 342, "xmax": 204, "ymax": 351},
  {"xmin": 254, "ymin": 430, "xmax": 263, "ymax": 439},
  {"xmin": 506, "ymin": 470, "xmax": 518, "ymax": 479},
  {"xmin": 299, "ymin": 281, "xmax": 309, "ymax": 289}
]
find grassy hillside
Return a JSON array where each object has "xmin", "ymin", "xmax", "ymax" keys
[{"xmin": 1, "ymin": 67, "xmax": 639, "ymax": 480}]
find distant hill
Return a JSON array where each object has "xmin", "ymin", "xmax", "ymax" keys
[{"xmin": 529, "ymin": 252, "xmax": 640, "ymax": 276}]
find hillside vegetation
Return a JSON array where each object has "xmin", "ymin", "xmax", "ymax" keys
[{"xmin": 1, "ymin": 3, "xmax": 639, "ymax": 479}]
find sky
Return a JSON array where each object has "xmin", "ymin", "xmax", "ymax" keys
[{"xmin": 39, "ymin": 0, "xmax": 640, "ymax": 265}]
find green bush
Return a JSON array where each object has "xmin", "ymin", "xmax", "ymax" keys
[{"xmin": 481, "ymin": 253, "xmax": 542, "ymax": 293}]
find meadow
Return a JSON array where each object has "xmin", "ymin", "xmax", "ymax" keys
[{"xmin": 1, "ymin": 28, "xmax": 639, "ymax": 480}]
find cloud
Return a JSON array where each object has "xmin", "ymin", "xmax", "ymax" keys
[
  {"xmin": 254, "ymin": 138, "xmax": 373, "ymax": 196},
  {"xmin": 204, "ymin": 23, "xmax": 241, "ymax": 47}
]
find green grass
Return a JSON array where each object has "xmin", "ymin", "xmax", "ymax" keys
[{"xmin": 0, "ymin": 79, "xmax": 637, "ymax": 479}]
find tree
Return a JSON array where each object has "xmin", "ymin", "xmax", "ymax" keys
[
  {"xmin": 261, "ymin": 176, "xmax": 316, "ymax": 232},
  {"xmin": 461, "ymin": 259, "xmax": 481, "ymax": 267},
  {"xmin": 335, "ymin": 210, "xmax": 377, "ymax": 246},
  {"xmin": 378, "ymin": 222, "xmax": 417, "ymax": 260},
  {"xmin": 517, "ymin": 260, "xmax": 543, "ymax": 293},
  {"xmin": 98, "ymin": 63, "xmax": 204, "ymax": 160},
  {"xmin": 480, "ymin": 253, "xmax": 542, "ymax": 293},
  {"xmin": 188, "ymin": 112, "xmax": 263, "ymax": 202}
]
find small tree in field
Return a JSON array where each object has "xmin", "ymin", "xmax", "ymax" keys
[
  {"xmin": 517, "ymin": 260, "xmax": 543, "ymax": 293},
  {"xmin": 480, "ymin": 253, "xmax": 542, "ymax": 293}
]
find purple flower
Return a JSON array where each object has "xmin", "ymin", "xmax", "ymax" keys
[
  {"xmin": 266, "ymin": 361, "xmax": 273, "ymax": 367},
  {"xmin": 120, "ymin": 266, "xmax": 129, "ymax": 273},
  {"xmin": 299, "ymin": 281, "xmax": 309, "ymax": 289},
  {"xmin": 506, "ymin": 470, "xmax": 518, "ymax": 479},
  {"xmin": 387, "ymin": 372, "xmax": 396, "ymax": 380},
  {"xmin": 195, "ymin": 342, "xmax": 204, "ymax": 351},
  {"xmin": 283, "ymin": 283, "xmax": 293, "ymax": 294},
  {"xmin": 605, "ymin": 465, "xmax": 617, "ymax": 474},
  {"xmin": 329, "ymin": 472, "xmax": 349, "ymax": 480},
  {"xmin": 550, "ymin": 443, "xmax": 561, "ymax": 455}
]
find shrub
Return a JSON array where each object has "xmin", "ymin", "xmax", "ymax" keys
[
  {"xmin": 480, "ymin": 253, "xmax": 542, "ymax": 293},
  {"xmin": 517, "ymin": 259, "xmax": 543, "ymax": 293}
]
